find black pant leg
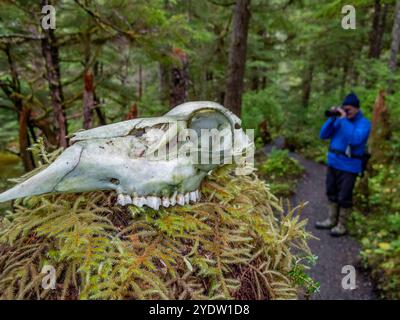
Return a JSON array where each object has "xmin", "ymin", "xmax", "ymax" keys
[
  {"xmin": 326, "ymin": 166, "xmax": 339, "ymax": 203},
  {"xmin": 337, "ymin": 170, "xmax": 357, "ymax": 208}
]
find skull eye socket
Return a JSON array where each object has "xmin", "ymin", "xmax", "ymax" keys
[
  {"xmin": 110, "ymin": 178, "xmax": 120, "ymax": 185},
  {"xmin": 234, "ymin": 123, "xmax": 241, "ymax": 130}
]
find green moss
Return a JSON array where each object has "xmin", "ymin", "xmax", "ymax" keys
[{"xmin": 0, "ymin": 165, "xmax": 316, "ymax": 300}]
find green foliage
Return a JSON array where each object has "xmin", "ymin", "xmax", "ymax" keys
[
  {"xmin": 283, "ymin": 130, "xmax": 327, "ymax": 163},
  {"xmin": 259, "ymin": 150, "xmax": 303, "ymax": 178},
  {"xmin": 242, "ymin": 88, "xmax": 284, "ymax": 137},
  {"xmin": 349, "ymin": 210, "xmax": 400, "ymax": 300},
  {"xmin": 257, "ymin": 149, "xmax": 304, "ymax": 197},
  {"xmin": 288, "ymin": 262, "xmax": 320, "ymax": 298},
  {"xmin": 0, "ymin": 152, "xmax": 22, "ymax": 212},
  {"xmin": 360, "ymin": 165, "xmax": 400, "ymax": 212},
  {"xmin": 350, "ymin": 163, "xmax": 400, "ymax": 299},
  {"xmin": 0, "ymin": 162, "xmax": 315, "ymax": 300}
]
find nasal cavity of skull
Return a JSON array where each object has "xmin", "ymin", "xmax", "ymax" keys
[
  {"xmin": 129, "ymin": 128, "xmax": 146, "ymax": 138},
  {"xmin": 129, "ymin": 124, "xmax": 170, "ymax": 138}
]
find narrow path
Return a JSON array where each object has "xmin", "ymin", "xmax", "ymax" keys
[
  {"xmin": 291, "ymin": 153, "xmax": 376, "ymax": 300},
  {"xmin": 263, "ymin": 142, "xmax": 376, "ymax": 299}
]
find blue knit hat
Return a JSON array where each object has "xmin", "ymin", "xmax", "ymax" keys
[{"xmin": 342, "ymin": 92, "xmax": 360, "ymax": 108}]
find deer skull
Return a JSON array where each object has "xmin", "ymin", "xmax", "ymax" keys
[{"xmin": 0, "ymin": 102, "xmax": 253, "ymax": 210}]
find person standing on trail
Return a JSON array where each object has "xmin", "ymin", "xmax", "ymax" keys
[{"xmin": 316, "ymin": 92, "xmax": 371, "ymax": 236}]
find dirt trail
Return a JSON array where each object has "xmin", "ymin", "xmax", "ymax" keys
[
  {"xmin": 264, "ymin": 144, "xmax": 376, "ymax": 299},
  {"xmin": 292, "ymin": 153, "xmax": 376, "ymax": 299}
]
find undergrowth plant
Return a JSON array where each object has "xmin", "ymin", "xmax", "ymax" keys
[
  {"xmin": 0, "ymin": 144, "xmax": 317, "ymax": 300},
  {"xmin": 350, "ymin": 163, "xmax": 400, "ymax": 299},
  {"xmin": 257, "ymin": 149, "xmax": 305, "ymax": 197}
]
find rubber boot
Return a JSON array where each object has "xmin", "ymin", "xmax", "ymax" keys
[
  {"xmin": 315, "ymin": 201, "xmax": 339, "ymax": 229},
  {"xmin": 330, "ymin": 207, "xmax": 351, "ymax": 237}
]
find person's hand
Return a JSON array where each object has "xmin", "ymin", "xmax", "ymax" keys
[{"xmin": 336, "ymin": 108, "xmax": 347, "ymax": 119}]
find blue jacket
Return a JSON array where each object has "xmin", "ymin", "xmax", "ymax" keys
[{"xmin": 320, "ymin": 111, "xmax": 371, "ymax": 174}]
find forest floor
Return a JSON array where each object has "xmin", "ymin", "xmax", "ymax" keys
[{"xmin": 263, "ymin": 143, "xmax": 377, "ymax": 300}]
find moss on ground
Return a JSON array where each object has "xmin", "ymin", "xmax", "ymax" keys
[{"xmin": 0, "ymin": 164, "xmax": 317, "ymax": 300}]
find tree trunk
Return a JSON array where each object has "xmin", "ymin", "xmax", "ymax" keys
[
  {"xmin": 18, "ymin": 108, "xmax": 35, "ymax": 172},
  {"xmin": 170, "ymin": 48, "xmax": 189, "ymax": 108},
  {"xmin": 2, "ymin": 45, "xmax": 35, "ymax": 171},
  {"xmin": 370, "ymin": 90, "xmax": 391, "ymax": 163},
  {"xmin": 40, "ymin": 0, "xmax": 68, "ymax": 148},
  {"xmin": 251, "ymin": 71, "xmax": 259, "ymax": 91},
  {"xmin": 125, "ymin": 103, "xmax": 138, "ymax": 120},
  {"xmin": 368, "ymin": 0, "xmax": 386, "ymax": 59},
  {"xmin": 138, "ymin": 64, "xmax": 143, "ymax": 100},
  {"xmin": 31, "ymin": 116, "xmax": 58, "ymax": 146},
  {"xmin": 83, "ymin": 70, "xmax": 94, "ymax": 129},
  {"xmin": 159, "ymin": 62, "xmax": 170, "ymax": 105},
  {"xmin": 261, "ymin": 76, "xmax": 267, "ymax": 89},
  {"xmin": 81, "ymin": 26, "xmax": 94, "ymax": 130},
  {"xmin": 224, "ymin": 0, "xmax": 252, "ymax": 116},
  {"xmin": 302, "ymin": 64, "xmax": 314, "ymax": 108},
  {"xmin": 93, "ymin": 61, "xmax": 106, "ymax": 126},
  {"xmin": 389, "ymin": 1, "xmax": 400, "ymax": 93},
  {"xmin": 340, "ymin": 62, "xmax": 349, "ymax": 97}
]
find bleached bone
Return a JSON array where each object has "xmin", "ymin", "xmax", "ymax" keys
[{"xmin": 0, "ymin": 101, "xmax": 252, "ymax": 209}]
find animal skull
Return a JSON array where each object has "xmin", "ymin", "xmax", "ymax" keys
[{"xmin": 0, "ymin": 102, "xmax": 253, "ymax": 210}]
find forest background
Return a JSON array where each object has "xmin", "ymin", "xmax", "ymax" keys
[{"xmin": 0, "ymin": 0, "xmax": 399, "ymax": 298}]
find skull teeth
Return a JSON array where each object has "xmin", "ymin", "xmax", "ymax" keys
[
  {"xmin": 176, "ymin": 194, "xmax": 185, "ymax": 206},
  {"xmin": 162, "ymin": 197, "xmax": 170, "ymax": 208},
  {"xmin": 147, "ymin": 196, "xmax": 161, "ymax": 210},
  {"xmin": 170, "ymin": 191, "xmax": 177, "ymax": 206},
  {"xmin": 117, "ymin": 194, "xmax": 132, "ymax": 206},
  {"xmin": 190, "ymin": 191, "xmax": 197, "ymax": 202},
  {"xmin": 184, "ymin": 193, "xmax": 190, "ymax": 204},
  {"xmin": 116, "ymin": 190, "xmax": 201, "ymax": 209}
]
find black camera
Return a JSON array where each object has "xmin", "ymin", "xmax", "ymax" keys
[{"xmin": 325, "ymin": 107, "xmax": 347, "ymax": 118}]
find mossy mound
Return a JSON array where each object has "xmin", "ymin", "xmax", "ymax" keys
[{"xmin": 0, "ymin": 165, "xmax": 316, "ymax": 300}]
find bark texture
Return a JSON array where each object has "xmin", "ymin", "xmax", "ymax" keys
[
  {"xmin": 1, "ymin": 45, "xmax": 35, "ymax": 171},
  {"xmin": 371, "ymin": 90, "xmax": 391, "ymax": 163},
  {"xmin": 41, "ymin": 0, "xmax": 68, "ymax": 148},
  {"xmin": 170, "ymin": 48, "xmax": 189, "ymax": 108},
  {"xmin": 368, "ymin": 0, "xmax": 388, "ymax": 59},
  {"xmin": 302, "ymin": 64, "xmax": 314, "ymax": 108},
  {"xmin": 83, "ymin": 70, "xmax": 94, "ymax": 129},
  {"xmin": 224, "ymin": 0, "xmax": 252, "ymax": 116},
  {"xmin": 388, "ymin": 1, "xmax": 400, "ymax": 93}
]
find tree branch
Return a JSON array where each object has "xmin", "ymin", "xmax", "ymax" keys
[
  {"xmin": 74, "ymin": 0, "xmax": 137, "ymax": 40},
  {"xmin": 207, "ymin": 0, "xmax": 236, "ymax": 7}
]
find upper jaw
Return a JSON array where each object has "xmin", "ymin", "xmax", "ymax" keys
[{"xmin": 116, "ymin": 190, "xmax": 201, "ymax": 210}]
